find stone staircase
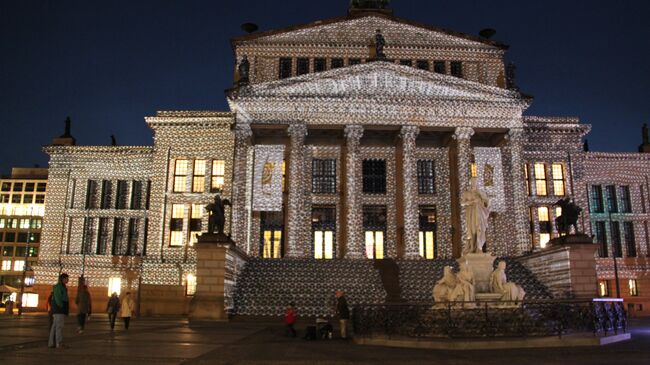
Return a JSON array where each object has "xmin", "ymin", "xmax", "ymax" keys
[{"xmin": 231, "ymin": 257, "xmax": 551, "ymax": 317}]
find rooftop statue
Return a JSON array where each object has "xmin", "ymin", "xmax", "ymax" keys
[
  {"xmin": 461, "ymin": 177, "xmax": 490, "ymax": 254},
  {"xmin": 374, "ymin": 29, "xmax": 386, "ymax": 59},
  {"xmin": 349, "ymin": 0, "xmax": 390, "ymax": 9},
  {"xmin": 238, "ymin": 55, "xmax": 250, "ymax": 85}
]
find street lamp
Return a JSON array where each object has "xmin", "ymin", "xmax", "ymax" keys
[{"xmin": 609, "ymin": 211, "xmax": 621, "ymax": 298}]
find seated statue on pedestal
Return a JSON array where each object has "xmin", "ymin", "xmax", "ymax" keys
[
  {"xmin": 489, "ymin": 261, "xmax": 525, "ymax": 302},
  {"xmin": 451, "ymin": 261, "xmax": 475, "ymax": 302},
  {"xmin": 433, "ymin": 266, "xmax": 457, "ymax": 302}
]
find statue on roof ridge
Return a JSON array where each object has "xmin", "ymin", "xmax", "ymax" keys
[{"xmin": 349, "ymin": 0, "xmax": 390, "ymax": 10}]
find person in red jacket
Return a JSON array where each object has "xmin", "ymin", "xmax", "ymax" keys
[{"xmin": 284, "ymin": 302, "xmax": 297, "ymax": 337}]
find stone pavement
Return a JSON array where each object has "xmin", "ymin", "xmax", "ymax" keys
[{"xmin": 0, "ymin": 314, "xmax": 648, "ymax": 364}]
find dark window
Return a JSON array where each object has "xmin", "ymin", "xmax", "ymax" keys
[
  {"xmin": 314, "ymin": 58, "xmax": 326, "ymax": 72},
  {"xmin": 0, "ymin": 194, "xmax": 8, "ymax": 203},
  {"xmin": 142, "ymin": 218, "xmax": 149, "ymax": 256},
  {"xmin": 96, "ymin": 218, "xmax": 110, "ymax": 255},
  {"xmin": 606, "ymin": 185, "xmax": 618, "ymax": 213},
  {"xmin": 279, "ymin": 57, "xmax": 292, "ymax": 79},
  {"xmin": 11, "ymin": 195, "xmax": 21, "ymax": 203},
  {"xmin": 24, "ymin": 183, "xmax": 35, "ymax": 192},
  {"xmin": 86, "ymin": 180, "xmax": 99, "ymax": 209},
  {"xmin": 620, "ymin": 186, "xmax": 631, "ymax": 213},
  {"xmin": 624, "ymin": 222, "xmax": 636, "ymax": 257},
  {"xmin": 611, "ymin": 221, "xmax": 622, "ymax": 257},
  {"xmin": 145, "ymin": 180, "xmax": 151, "ymax": 209},
  {"xmin": 331, "ymin": 58, "xmax": 344, "ymax": 69},
  {"xmin": 450, "ymin": 61, "xmax": 463, "ymax": 77},
  {"xmin": 595, "ymin": 221, "xmax": 607, "ymax": 257},
  {"xmin": 363, "ymin": 205, "xmax": 387, "ymax": 230},
  {"xmin": 127, "ymin": 218, "xmax": 140, "ymax": 256},
  {"xmin": 36, "ymin": 183, "xmax": 46, "ymax": 192},
  {"xmin": 641, "ymin": 185, "xmax": 646, "ymax": 213},
  {"xmin": 22, "ymin": 194, "xmax": 33, "ymax": 204},
  {"xmin": 399, "ymin": 59, "xmax": 413, "ymax": 67},
  {"xmin": 417, "ymin": 160, "xmax": 436, "ymax": 194},
  {"xmin": 433, "ymin": 61, "xmax": 446, "ymax": 74},
  {"xmin": 2, "ymin": 246, "xmax": 13, "ymax": 256},
  {"xmin": 297, "ymin": 58, "xmax": 309, "ymax": 75},
  {"xmin": 590, "ymin": 185, "xmax": 604, "ymax": 213},
  {"xmin": 101, "ymin": 180, "xmax": 112, "ymax": 209},
  {"xmin": 112, "ymin": 218, "xmax": 128, "ymax": 256},
  {"xmin": 13, "ymin": 183, "xmax": 23, "ymax": 192},
  {"xmin": 4, "ymin": 232, "xmax": 15, "ymax": 243},
  {"xmin": 131, "ymin": 180, "xmax": 143, "ymax": 210},
  {"xmin": 15, "ymin": 246, "xmax": 26, "ymax": 257},
  {"xmin": 29, "ymin": 233, "xmax": 40, "ymax": 243},
  {"xmin": 348, "ymin": 58, "xmax": 361, "ymax": 65},
  {"xmin": 312, "ymin": 159, "xmax": 336, "ymax": 194},
  {"xmin": 416, "ymin": 60, "xmax": 429, "ymax": 70},
  {"xmin": 27, "ymin": 247, "xmax": 38, "ymax": 257},
  {"xmin": 17, "ymin": 232, "xmax": 28, "ymax": 243},
  {"xmin": 1, "ymin": 182, "xmax": 10, "ymax": 192},
  {"xmin": 34, "ymin": 195, "xmax": 45, "ymax": 204},
  {"xmin": 115, "ymin": 180, "xmax": 129, "ymax": 209},
  {"xmin": 81, "ymin": 217, "xmax": 95, "ymax": 254},
  {"xmin": 362, "ymin": 159, "xmax": 386, "ymax": 194}
]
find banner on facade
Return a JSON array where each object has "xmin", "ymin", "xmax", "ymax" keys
[
  {"xmin": 473, "ymin": 147, "xmax": 506, "ymax": 212},
  {"xmin": 252, "ymin": 145, "xmax": 285, "ymax": 211}
]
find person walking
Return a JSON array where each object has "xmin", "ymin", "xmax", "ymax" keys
[
  {"xmin": 75, "ymin": 283, "xmax": 92, "ymax": 333},
  {"xmin": 46, "ymin": 291, "xmax": 53, "ymax": 330},
  {"xmin": 119, "ymin": 292, "xmax": 135, "ymax": 330},
  {"xmin": 335, "ymin": 290, "xmax": 350, "ymax": 339},
  {"xmin": 284, "ymin": 302, "xmax": 297, "ymax": 337},
  {"xmin": 48, "ymin": 273, "xmax": 69, "ymax": 349},
  {"xmin": 106, "ymin": 292, "xmax": 120, "ymax": 331}
]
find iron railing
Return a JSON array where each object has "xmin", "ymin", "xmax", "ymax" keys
[{"xmin": 352, "ymin": 299, "xmax": 626, "ymax": 339}]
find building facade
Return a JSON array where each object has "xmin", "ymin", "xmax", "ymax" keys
[{"xmin": 34, "ymin": 4, "xmax": 650, "ymax": 315}]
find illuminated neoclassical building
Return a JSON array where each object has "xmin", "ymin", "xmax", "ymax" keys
[{"xmin": 35, "ymin": 3, "xmax": 650, "ymax": 315}]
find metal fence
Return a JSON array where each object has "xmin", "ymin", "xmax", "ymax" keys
[{"xmin": 351, "ymin": 299, "xmax": 626, "ymax": 338}]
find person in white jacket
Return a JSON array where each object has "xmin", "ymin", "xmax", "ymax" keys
[{"xmin": 119, "ymin": 292, "xmax": 135, "ymax": 330}]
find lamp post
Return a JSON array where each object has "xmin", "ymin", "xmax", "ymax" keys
[
  {"xmin": 18, "ymin": 208, "xmax": 33, "ymax": 315},
  {"xmin": 609, "ymin": 210, "xmax": 621, "ymax": 298}
]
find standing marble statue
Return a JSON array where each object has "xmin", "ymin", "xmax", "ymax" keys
[
  {"xmin": 461, "ymin": 177, "xmax": 490, "ymax": 254},
  {"xmin": 451, "ymin": 261, "xmax": 475, "ymax": 302},
  {"xmin": 489, "ymin": 261, "xmax": 525, "ymax": 302},
  {"xmin": 433, "ymin": 266, "xmax": 457, "ymax": 302}
]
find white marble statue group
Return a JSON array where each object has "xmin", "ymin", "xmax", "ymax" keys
[{"xmin": 432, "ymin": 176, "xmax": 525, "ymax": 305}]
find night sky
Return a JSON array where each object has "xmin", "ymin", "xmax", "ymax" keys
[{"xmin": 1, "ymin": 0, "xmax": 649, "ymax": 175}]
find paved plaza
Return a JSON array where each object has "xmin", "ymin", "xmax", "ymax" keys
[{"xmin": 0, "ymin": 314, "xmax": 648, "ymax": 364}]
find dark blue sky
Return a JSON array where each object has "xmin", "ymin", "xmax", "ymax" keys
[{"xmin": 1, "ymin": 0, "xmax": 649, "ymax": 175}]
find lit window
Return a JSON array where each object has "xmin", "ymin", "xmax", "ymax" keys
[
  {"xmin": 365, "ymin": 231, "xmax": 384, "ymax": 259},
  {"xmin": 538, "ymin": 206, "xmax": 551, "ymax": 248},
  {"xmin": 551, "ymin": 163, "xmax": 565, "ymax": 196},
  {"xmin": 312, "ymin": 207, "xmax": 335, "ymax": 259},
  {"xmin": 13, "ymin": 260, "xmax": 25, "ymax": 271},
  {"xmin": 363, "ymin": 205, "xmax": 386, "ymax": 259},
  {"xmin": 598, "ymin": 281, "xmax": 609, "ymax": 297},
  {"xmin": 170, "ymin": 204, "xmax": 185, "ymax": 246},
  {"xmin": 173, "ymin": 159, "xmax": 188, "ymax": 193},
  {"xmin": 419, "ymin": 206, "xmax": 437, "ymax": 259},
  {"xmin": 108, "ymin": 277, "xmax": 121, "ymax": 296},
  {"xmin": 19, "ymin": 219, "xmax": 30, "ymax": 229},
  {"xmin": 1, "ymin": 260, "xmax": 11, "ymax": 271},
  {"xmin": 471, "ymin": 162, "xmax": 477, "ymax": 178},
  {"xmin": 211, "ymin": 160, "xmax": 225, "ymax": 192},
  {"xmin": 189, "ymin": 204, "xmax": 204, "ymax": 246},
  {"xmin": 262, "ymin": 230, "xmax": 282, "ymax": 259},
  {"xmin": 186, "ymin": 274, "xmax": 197, "ymax": 296},
  {"xmin": 282, "ymin": 160, "xmax": 286, "ymax": 192},
  {"xmin": 534, "ymin": 163, "xmax": 547, "ymax": 196},
  {"xmin": 192, "ymin": 159, "xmax": 206, "ymax": 193},
  {"xmin": 629, "ymin": 279, "xmax": 639, "ymax": 296}
]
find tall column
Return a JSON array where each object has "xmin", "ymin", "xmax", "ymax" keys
[
  {"xmin": 344, "ymin": 125, "xmax": 364, "ymax": 258},
  {"xmin": 400, "ymin": 125, "xmax": 421, "ymax": 259},
  {"xmin": 231, "ymin": 123, "xmax": 252, "ymax": 247},
  {"xmin": 506, "ymin": 128, "xmax": 531, "ymax": 255},
  {"xmin": 453, "ymin": 127, "xmax": 474, "ymax": 255},
  {"xmin": 286, "ymin": 124, "xmax": 308, "ymax": 257}
]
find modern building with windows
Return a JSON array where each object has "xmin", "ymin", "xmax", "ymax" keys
[
  {"xmin": 0, "ymin": 167, "xmax": 47, "ymax": 305},
  {"xmin": 34, "ymin": 3, "xmax": 650, "ymax": 315}
]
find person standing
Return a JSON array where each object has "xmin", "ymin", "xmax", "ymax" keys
[
  {"xmin": 335, "ymin": 290, "xmax": 350, "ymax": 339},
  {"xmin": 46, "ymin": 291, "xmax": 53, "ymax": 329},
  {"xmin": 75, "ymin": 283, "xmax": 92, "ymax": 333},
  {"xmin": 48, "ymin": 273, "xmax": 69, "ymax": 348},
  {"xmin": 119, "ymin": 292, "xmax": 135, "ymax": 330},
  {"xmin": 284, "ymin": 302, "xmax": 297, "ymax": 337},
  {"xmin": 106, "ymin": 292, "xmax": 120, "ymax": 331}
]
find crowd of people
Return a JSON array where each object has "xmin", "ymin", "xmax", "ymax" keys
[{"xmin": 47, "ymin": 273, "xmax": 137, "ymax": 349}]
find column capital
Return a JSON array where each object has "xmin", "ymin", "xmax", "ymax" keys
[
  {"xmin": 452, "ymin": 127, "xmax": 474, "ymax": 140},
  {"xmin": 234, "ymin": 123, "xmax": 253, "ymax": 139},
  {"xmin": 507, "ymin": 127, "xmax": 525, "ymax": 141},
  {"xmin": 344, "ymin": 125, "xmax": 364, "ymax": 140},
  {"xmin": 287, "ymin": 123, "xmax": 308, "ymax": 138},
  {"xmin": 400, "ymin": 125, "xmax": 420, "ymax": 140}
]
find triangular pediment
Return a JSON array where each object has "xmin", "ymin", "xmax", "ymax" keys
[
  {"xmin": 234, "ymin": 61, "xmax": 527, "ymax": 106},
  {"xmin": 233, "ymin": 13, "xmax": 504, "ymax": 50}
]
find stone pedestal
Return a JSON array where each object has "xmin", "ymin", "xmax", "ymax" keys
[
  {"xmin": 188, "ymin": 234, "xmax": 247, "ymax": 322},
  {"xmin": 458, "ymin": 253, "xmax": 496, "ymax": 293},
  {"xmin": 517, "ymin": 235, "xmax": 599, "ymax": 299}
]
